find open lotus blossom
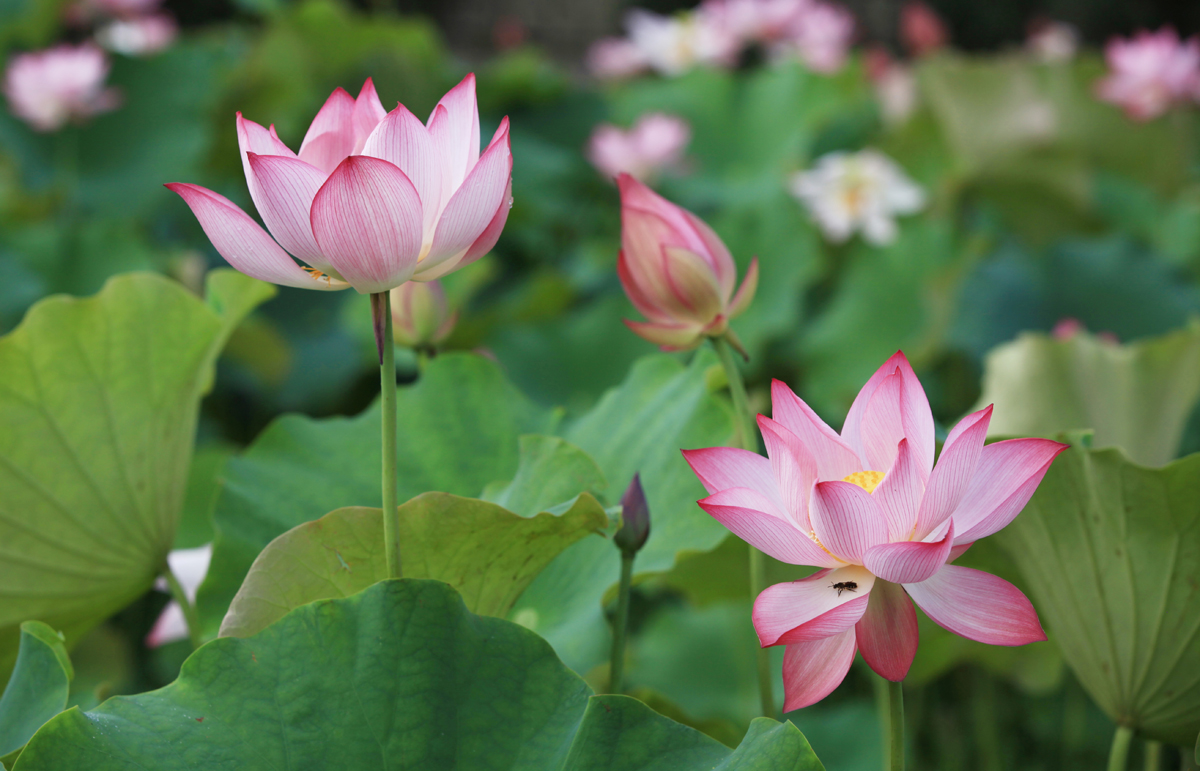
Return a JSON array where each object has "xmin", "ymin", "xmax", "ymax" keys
[
  {"xmin": 699, "ymin": 0, "xmax": 808, "ymax": 46},
  {"xmin": 96, "ymin": 13, "xmax": 177, "ymax": 56},
  {"xmin": 617, "ymin": 174, "xmax": 758, "ymax": 351},
  {"xmin": 780, "ymin": 1, "xmax": 855, "ymax": 74},
  {"xmin": 1096, "ymin": 28, "xmax": 1200, "ymax": 121},
  {"xmin": 3, "ymin": 43, "xmax": 120, "ymax": 131},
  {"xmin": 789, "ymin": 148, "xmax": 925, "ymax": 245},
  {"xmin": 147, "ymin": 545, "xmax": 211, "ymax": 648},
  {"xmin": 587, "ymin": 37, "xmax": 651, "ymax": 79},
  {"xmin": 167, "ymin": 74, "xmax": 512, "ymax": 294},
  {"xmin": 390, "ymin": 279, "xmax": 457, "ymax": 349},
  {"xmin": 623, "ymin": 9, "xmax": 740, "ymax": 77},
  {"xmin": 683, "ymin": 352, "xmax": 1067, "ymax": 710},
  {"xmin": 1027, "ymin": 20, "xmax": 1079, "ymax": 63},
  {"xmin": 587, "ymin": 112, "xmax": 691, "ymax": 182}
]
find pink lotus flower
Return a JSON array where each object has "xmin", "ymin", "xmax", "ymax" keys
[
  {"xmin": 167, "ymin": 75, "xmax": 512, "ymax": 294},
  {"xmin": 587, "ymin": 112, "xmax": 691, "ymax": 182},
  {"xmin": 147, "ymin": 545, "xmax": 211, "ymax": 648},
  {"xmin": 617, "ymin": 174, "xmax": 758, "ymax": 351},
  {"xmin": 96, "ymin": 13, "xmax": 177, "ymax": 56},
  {"xmin": 390, "ymin": 279, "xmax": 457, "ymax": 348},
  {"xmin": 587, "ymin": 37, "xmax": 650, "ymax": 79},
  {"xmin": 3, "ymin": 43, "xmax": 120, "ymax": 132},
  {"xmin": 781, "ymin": 2, "xmax": 855, "ymax": 74},
  {"xmin": 900, "ymin": 1, "xmax": 948, "ymax": 57},
  {"xmin": 700, "ymin": 0, "xmax": 808, "ymax": 46},
  {"xmin": 1096, "ymin": 28, "xmax": 1200, "ymax": 121},
  {"xmin": 683, "ymin": 352, "xmax": 1066, "ymax": 710}
]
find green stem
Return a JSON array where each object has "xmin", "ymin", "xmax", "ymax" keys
[
  {"xmin": 1108, "ymin": 726, "xmax": 1135, "ymax": 771},
  {"xmin": 872, "ymin": 673, "xmax": 891, "ymax": 771},
  {"xmin": 888, "ymin": 679, "xmax": 905, "ymax": 771},
  {"xmin": 710, "ymin": 335, "xmax": 775, "ymax": 718},
  {"xmin": 162, "ymin": 566, "xmax": 202, "ymax": 650},
  {"xmin": 608, "ymin": 551, "xmax": 635, "ymax": 693},
  {"xmin": 1144, "ymin": 740, "xmax": 1161, "ymax": 771},
  {"xmin": 379, "ymin": 292, "xmax": 401, "ymax": 579}
]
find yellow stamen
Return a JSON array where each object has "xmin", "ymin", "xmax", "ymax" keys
[
  {"xmin": 302, "ymin": 266, "xmax": 331, "ymax": 286},
  {"xmin": 842, "ymin": 470, "xmax": 885, "ymax": 494}
]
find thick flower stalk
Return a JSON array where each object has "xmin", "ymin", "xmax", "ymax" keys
[
  {"xmin": 683, "ymin": 351, "xmax": 1066, "ymax": 711},
  {"xmin": 587, "ymin": 112, "xmax": 690, "ymax": 182},
  {"xmin": 3, "ymin": 43, "xmax": 120, "ymax": 132},
  {"xmin": 790, "ymin": 149, "xmax": 925, "ymax": 246},
  {"xmin": 616, "ymin": 174, "xmax": 758, "ymax": 351},
  {"xmin": 1095, "ymin": 28, "xmax": 1200, "ymax": 121},
  {"xmin": 390, "ymin": 279, "xmax": 457, "ymax": 350},
  {"xmin": 167, "ymin": 74, "xmax": 512, "ymax": 295}
]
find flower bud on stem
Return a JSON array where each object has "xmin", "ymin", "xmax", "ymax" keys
[{"xmin": 609, "ymin": 475, "xmax": 650, "ymax": 694}]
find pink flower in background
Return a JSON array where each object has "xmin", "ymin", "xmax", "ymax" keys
[
  {"xmin": 781, "ymin": 2, "xmax": 855, "ymax": 74},
  {"xmin": 701, "ymin": 0, "xmax": 809, "ymax": 46},
  {"xmin": 683, "ymin": 352, "xmax": 1066, "ymax": 710},
  {"xmin": 624, "ymin": 9, "xmax": 740, "ymax": 76},
  {"xmin": 168, "ymin": 74, "xmax": 512, "ymax": 294},
  {"xmin": 900, "ymin": 1, "xmax": 948, "ymax": 57},
  {"xmin": 1027, "ymin": 20, "xmax": 1079, "ymax": 63},
  {"xmin": 3, "ymin": 43, "xmax": 120, "ymax": 131},
  {"xmin": 617, "ymin": 174, "xmax": 758, "ymax": 350},
  {"xmin": 587, "ymin": 112, "xmax": 691, "ymax": 182},
  {"xmin": 588, "ymin": 37, "xmax": 650, "ymax": 79},
  {"xmin": 147, "ymin": 545, "xmax": 211, "ymax": 648},
  {"xmin": 390, "ymin": 280, "xmax": 457, "ymax": 348},
  {"xmin": 865, "ymin": 47, "xmax": 918, "ymax": 125},
  {"xmin": 1096, "ymin": 28, "xmax": 1200, "ymax": 121},
  {"xmin": 96, "ymin": 13, "xmax": 177, "ymax": 56}
]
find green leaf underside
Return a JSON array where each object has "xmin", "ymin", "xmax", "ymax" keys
[
  {"xmin": 16, "ymin": 581, "xmax": 823, "ymax": 771},
  {"xmin": 979, "ymin": 324, "xmax": 1200, "ymax": 466},
  {"xmin": 219, "ymin": 491, "xmax": 609, "ymax": 639},
  {"xmin": 0, "ymin": 271, "xmax": 272, "ymax": 674},
  {"xmin": 998, "ymin": 437, "xmax": 1200, "ymax": 745},
  {"xmin": 0, "ymin": 622, "xmax": 73, "ymax": 761}
]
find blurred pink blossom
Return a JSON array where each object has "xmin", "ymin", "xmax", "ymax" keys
[
  {"xmin": 865, "ymin": 47, "xmax": 918, "ymax": 124},
  {"xmin": 1096, "ymin": 28, "xmax": 1200, "ymax": 121},
  {"xmin": 1052, "ymin": 318, "xmax": 1119, "ymax": 344},
  {"xmin": 624, "ymin": 9, "xmax": 740, "ymax": 76},
  {"xmin": 3, "ymin": 43, "xmax": 120, "ymax": 131},
  {"xmin": 700, "ymin": 0, "xmax": 808, "ymax": 46},
  {"xmin": 587, "ymin": 37, "xmax": 650, "ymax": 79},
  {"xmin": 1027, "ymin": 20, "xmax": 1079, "ymax": 63},
  {"xmin": 781, "ymin": 2, "xmax": 855, "ymax": 74},
  {"xmin": 900, "ymin": 1, "xmax": 948, "ymax": 57},
  {"xmin": 587, "ymin": 112, "xmax": 691, "ymax": 182},
  {"xmin": 96, "ymin": 13, "xmax": 177, "ymax": 56},
  {"xmin": 147, "ymin": 545, "xmax": 211, "ymax": 648}
]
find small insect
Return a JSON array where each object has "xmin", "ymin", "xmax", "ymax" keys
[{"xmin": 831, "ymin": 581, "xmax": 858, "ymax": 597}]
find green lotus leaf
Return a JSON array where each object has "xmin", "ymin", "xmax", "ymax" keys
[
  {"xmin": 0, "ymin": 270, "xmax": 272, "ymax": 675},
  {"xmin": 15, "ymin": 581, "xmax": 824, "ymax": 771},
  {"xmin": 0, "ymin": 622, "xmax": 73, "ymax": 767},
  {"xmin": 979, "ymin": 324, "xmax": 1200, "ymax": 466},
  {"xmin": 997, "ymin": 437, "xmax": 1200, "ymax": 744}
]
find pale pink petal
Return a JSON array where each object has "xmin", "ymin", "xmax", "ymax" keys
[
  {"xmin": 623, "ymin": 318, "xmax": 704, "ymax": 350},
  {"xmin": 950, "ymin": 438, "xmax": 1068, "ymax": 544},
  {"xmin": 245, "ymin": 153, "xmax": 329, "ymax": 269},
  {"xmin": 427, "ymin": 73, "xmax": 481, "ymax": 191},
  {"xmin": 843, "ymin": 351, "xmax": 935, "ymax": 478},
  {"xmin": 725, "ymin": 257, "xmax": 759, "ymax": 319},
  {"xmin": 426, "ymin": 118, "xmax": 511, "ymax": 270},
  {"xmin": 757, "ymin": 415, "xmax": 819, "ymax": 530},
  {"xmin": 146, "ymin": 601, "xmax": 187, "ymax": 647},
  {"xmin": 698, "ymin": 488, "xmax": 840, "ymax": 567},
  {"xmin": 913, "ymin": 406, "xmax": 992, "ymax": 539},
  {"xmin": 781, "ymin": 629, "xmax": 857, "ymax": 711},
  {"xmin": 809, "ymin": 480, "xmax": 889, "ymax": 564},
  {"xmin": 854, "ymin": 579, "xmax": 918, "ymax": 681},
  {"xmin": 455, "ymin": 179, "xmax": 511, "ymax": 268},
  {"xmin": 617, "ymin": 174, "xmax": 730, "ymax": 281},
  {"xmin": 770, "ymin": 380, "xmax": 862, "ymax": 480},
  {"xmin": 166, "ymin": 183, "xmax": 342, "ymax": 290},
  {"xmin": 753, "ymin": 566, "xmax": 874, "ymax": 645},
  {"xmin": 874, "ymin": 438, "xmax": 922, "ymax": 542},
  {"xmin": 947, "ymin": 541, "xmax": 973, "ymax": 562},
  {"xmin": 236, "ymin": 113, "xmax": 296, "ymax": 196},
  {"xmin": 361, "ymin": 103, "xmax": 440, "ymax": 235},
  {"xmin": 904, "ymin": 565, "xmax": 1046, "ymax": 646},
  {"xmin": 309, "ymin": 156, "xmax": 423, "ymax": 294},
  {"xmin": 863, "ymin": 520, "xmax": 954, "ymax": 584},
  {"xmin": 680, "ymin": 208, "xmax": 737, "ymax": 299},
  {"xmin": 861, "ymin": 369, "xmax": 907, "ymax": 474},
  {"xmin": 352, "ymin": 77, "xmax": 387, "ymax": 153},
  {"xmin": 298, "ymin": 87, "xmax": 357, "ymax": 175},
  {"xmin": 682, "ymin": 446, "xmax": 785, "ymax": 502}
]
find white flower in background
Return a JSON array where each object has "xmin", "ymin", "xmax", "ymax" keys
[
  {"xmin": 779, "ymin": 1, "xmax": 855, "ymax": 74},
  {"xmin": 1027, "ymin": 20, "xmax": 1079, "ymax": 63},
  {"xmin": 625, "ymin": 9, "xmax": 739, "ymax": 77},
  {"xmin": 790, "ymin": 149, "xmax": 926, "ymax": 245},
  {"xmin": 146, "ymin": 544, "xmax": 211, "ymax": 648},
  {"xmin": 97, "ymin": 13, "xmax": 177, "ymax": 56},
  {"xmin": 587, "ymin": 37, "xmax": 650, "ymax": 79},
  {"xmin": 865, "ymin": 48, "xmax": 918, "ymax": 125},
  {"xmin": 587, "ymin": 112, "xmax": 691, "ymax": 181},
  {"xmin": 3, "ymin": 43, "xmax": 120, "ymax": 131}
]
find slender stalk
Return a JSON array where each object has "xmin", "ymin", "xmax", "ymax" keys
[
  {"xmin": 375, "ymin": 292, "xmax": 402, "ymax": 579},
  {"xmin": 162, "ymin": 566, "xmax": 202, "ymax": 650},
  {"xmin": 872, "ymin": 669, "xmax": 891, "ymax": 771},
  {"xmin": 888, "ymin": 679, "xmax": 905, "ymax": 771},
  {"xmin": 711, "ymin": 335, "xmax": 774, "ymax": 718},
  {"xmin": 608, "ymin": 551, "xmax": 635, "ymax": 693},
  {"xmin": 1144, "ymin": 740, "xmax": 1161, "ymax": 771},
  {"xmin": 1108, "ymin": 726, "xmax": 1135, "ymax": 771}
]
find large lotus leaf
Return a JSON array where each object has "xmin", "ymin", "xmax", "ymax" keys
[
  {"xmin": 14, "ymin": 581, "xmax": 824, "ymax": 771},
  {"xmin": 219, "ymin": 491, "xmax": 609, "ymax": 638},
  {"xmin": 997, "ymin": 438, "xmax": 1200, "ymax": 744},
  {"xmin": 0, "ymin": 622, "xmax": 72, "ymax": 766},
  {"xmin": 0, "ymin": 270, "xmax": 272, "ymax": 674},
  {"xmin": 978, "ymin": 324, "xmax": 1200, "ymax": 467},
  {"xmin": 197, "ymin": 352, "xmax": 560, "ymax": 633}
]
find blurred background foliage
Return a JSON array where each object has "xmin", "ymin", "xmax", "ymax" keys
[{"xmin": 2, "ymin": 0, "xmax": 1199, "ymax": 768}]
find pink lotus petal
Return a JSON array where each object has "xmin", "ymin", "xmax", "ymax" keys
[
  {"xmin": 951, "ymin": 438, "xmax": 1068, "ymax": 543},
  {"xmin": 843, "ymin": 351, "xmax": 935, "ymax": 479},
  {"xmin": 146, "ymin": 601, "xmax": 187, "ymax": 647},
  {"xmin": 166, "ymin": 183, "xmax": 342, "ymax": 291},
  {"xmin": 352, "ymin": 77, "xmax": 387, "ymax": 153},
  {"xmin": 682, "ymin": 446, "xmax": 785, "ymax": 502},
  {"xmin": 361, "ymin": 103, "xmax": 441, "ymax": 236},
  {"xmin": 428, "ymin": 73, "xmax": 480, "ymax": 192},
  {"xmin": 854, "ymin": 578, "xmax": 918, "ymax": 681},
  {"xmin": 947, "ymin": 541, "xmax": 973, "ymax": 562},
  {"xmin": 246, "ymin": 153, "xmax": 329, "ymax": 270},
  {"xmin": 770, "ymin": 380, "xmax": 862, "ymax": 480},
  {"xmin": 454, "ymin": 178, "xmax": 512, "ymax": 270},
  {"xmin": 861, "ymin": 369, "xmax": 907, "ymax": 473},
  {"xmin": 617, "ymin": 174, "xmax": 731, "ymax": 284},
  {"xmin": 309, "ymin": 155, "xmax": 423, "ymax": 294},
  {"xmin": 726, "ymin": 257, "xmax": 759, "ymax": 319},
  {"xmin": 698, "ymin": 488, "xmax": 840, "ymax": 567},
  {"xmin": 781, "ymin": 629, "xmax": 857, "ymax": 711},
  {"xmin": 863, "ymin": 520, "xmax": 954, "ymax": 583},
  {"xmin": 874, "ymin": 437, "xmax": 922, "ymax": 542},
  {"xmin": 913, "ymin": 406, "xmax": 992, "ymax": 539},
  {"xmin": 758, "ymin": 415, "xmax": 819, "ymax": 530},
  {"xmin": 236, "ymin": 113, "xmax": 296, "ymax": 194},
  {"xmin": 905, "ymin": 565, "xmax": 1046, "ymax": 646},
  {"xmin": 753, "ymin": 567, "xmax": 874, "ymax": 646},
  {"xmin": 298, "ymin": 86, "xmax": 357, "ymax": 175},
  {"xmin": 623, "ymin": 318, "xmax": 704, "ymax": 350},
  {"xmin": 427, "ymin": 118, "xmax": 512, "ymax": 270},
  {"xmin": 809, "ymin": 480, "xmax": 889, "ymax": 564}
]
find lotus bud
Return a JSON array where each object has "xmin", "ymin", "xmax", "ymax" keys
[
  {"xmin": 390, "ymin": 280, "xmax": 457, "ymax": 350},
  {"xmin": 614, "ymin": 473, "xmax": 651, "ymax": 555}
]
